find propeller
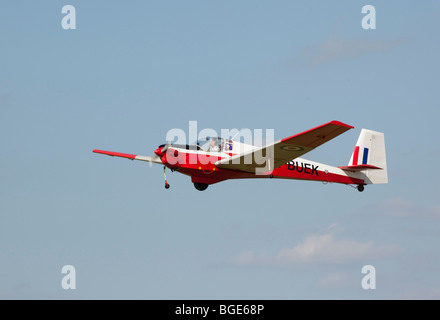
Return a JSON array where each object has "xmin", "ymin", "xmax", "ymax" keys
[
  {"xmin": 161, "ymin": 143, "xmax": 170, "ymax": 154},
  {"xmin": 157, "ymin": 142, "xmax": 171, "ymax": 155}
]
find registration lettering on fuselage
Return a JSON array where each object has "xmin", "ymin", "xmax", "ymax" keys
[{"xmin": 287, "ymin": 161, "xmax": 319, "ymax": 176}]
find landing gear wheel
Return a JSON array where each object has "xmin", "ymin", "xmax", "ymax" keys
[
  {"xmin": 269, "ymin": 174, "xmax": 274, "ymax": 179},
  {"xmin": 357, "ymin": 184, "xmax": 365, "ymax": 192},
  {"xmin": 194, "ymin": 182, "xmax": 208, "ymax": 191},
  {"xmin": 163, "ymin": 166, "xmax": 170, "ymax": 189}
]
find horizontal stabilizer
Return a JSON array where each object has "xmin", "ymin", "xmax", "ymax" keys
[{"xmin": 339, "ymin": 164, "xmax": 383, "ymax": 171}]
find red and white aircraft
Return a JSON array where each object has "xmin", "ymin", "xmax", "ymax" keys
[{"xmin": 93, "ymin": 121, "xmax": 387, "ymax": 192}]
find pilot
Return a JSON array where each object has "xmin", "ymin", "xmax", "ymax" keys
[{"xmin": 209, "ymin": 137, "xmax": 219, "ymax": 151}]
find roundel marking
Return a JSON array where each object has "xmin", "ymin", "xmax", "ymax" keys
[{"xmin": 280, "ymin": 145, "xmax": 304, "ymax": 152}]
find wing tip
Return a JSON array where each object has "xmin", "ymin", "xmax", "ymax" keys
[
  {"xmin": 92, "ymin": 149, "xmax": 137, "ymax": 159},
  {"xmin": 330, "ymin": 120, "xmax": 354, "ymax": 129}
]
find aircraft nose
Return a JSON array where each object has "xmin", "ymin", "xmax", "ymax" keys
[
  {"xmin": 155, "ymin": 144, "xmax": 169, "ymax": 157},
  {"xmin": 154, "ymin": 147, "xmax": 164, "ymax": 157}
]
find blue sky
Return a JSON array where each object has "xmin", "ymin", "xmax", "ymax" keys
[{"xmin": 1, "ymin": 1, "xmax": 439, "ymax": 299}]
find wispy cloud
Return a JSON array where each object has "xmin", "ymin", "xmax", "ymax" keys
[
  {"xmin": 230, "ymin": 224, "xmax": 400, "ymax": 267},
  {"xmin": 275, "ymin": 233, "xmax": 396, "ymax": 265},
  {"xmin": 302, "ymin": 33, "xmax": 410, "ymax": 66}
]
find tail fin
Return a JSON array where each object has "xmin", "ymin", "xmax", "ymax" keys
[{"xmin": 340, "ymin": 129, "xmax": 388, "ymax": 184}]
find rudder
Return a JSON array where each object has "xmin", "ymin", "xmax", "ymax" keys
[{"xmin": 347, "ymin": 129, "xmax": 388, "ymax": 184}]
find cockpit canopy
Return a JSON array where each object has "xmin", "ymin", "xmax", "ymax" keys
[
  {"xmin": 171, "ymin": 137, "xmax": 233, "ymax": 152},
  {"xmin": 196, "ymin": 137, "xmax": 224, "ymax": 152}
]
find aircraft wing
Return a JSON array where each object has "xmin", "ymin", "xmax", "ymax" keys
[
  {"xmin": 215, "ymin": 121, "xmax": 353, "ymax": 174},
  {"xmin": 93, "ymin": 149, "xmax": 163, "ymax": 164}
]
